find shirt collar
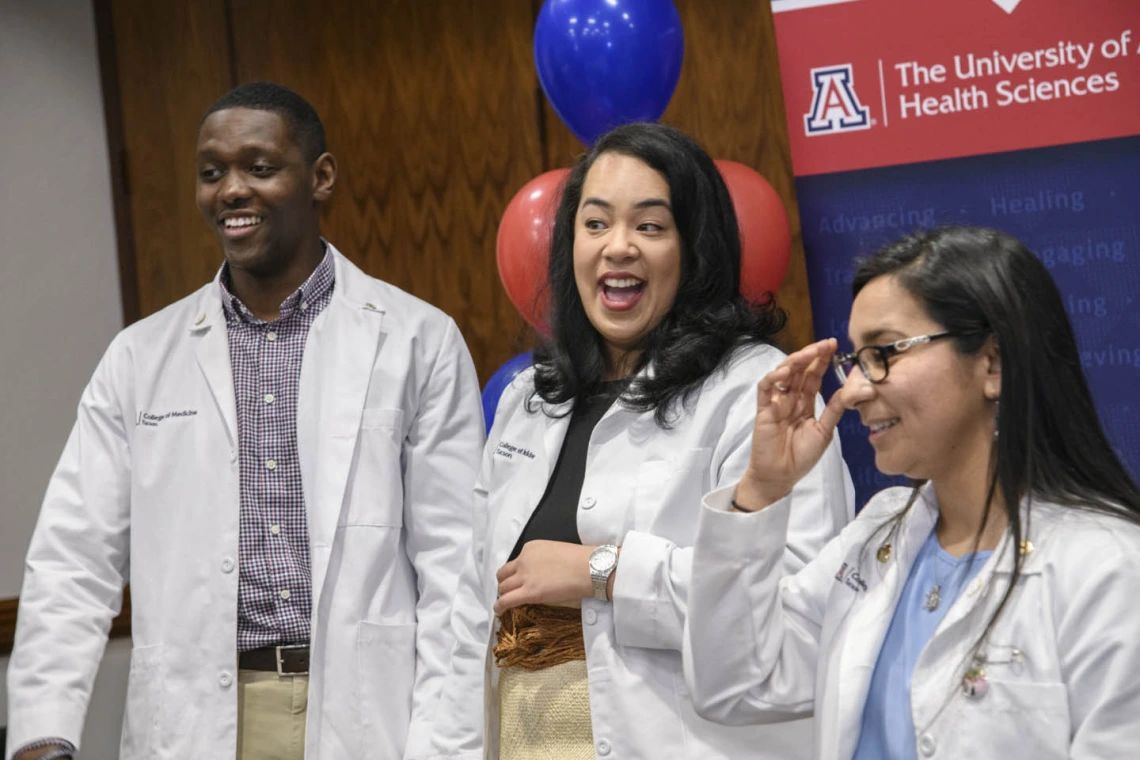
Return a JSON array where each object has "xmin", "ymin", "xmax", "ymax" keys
[{"xmin": 219, "ymin": 241, "xmax": 334, "ymax": 323}]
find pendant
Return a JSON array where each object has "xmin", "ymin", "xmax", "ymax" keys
[
  {"xmin": 876, "ymin": 543, "xmax": 892, "ymax": 563},
  {"xmin": 962, "ymin": 666, "xmax": 988, "ymax": 698},
  {"xmin": 923, "ymin": 584, "xmax": 942, "ymax": 611}
]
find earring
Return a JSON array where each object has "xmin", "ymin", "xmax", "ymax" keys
[{"xmin": 993, "ymin": 399, "xmax": 1000, "ymax": 441}]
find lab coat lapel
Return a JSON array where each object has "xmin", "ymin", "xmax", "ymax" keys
[
  {"xmin": 189, "ymin": 288, "xmax": 238, "ymax": 450},
  {"xmin": 832, "ymin": 489, "xmax": 938, "ymax": 760},
  {"xmin": 302, "ymin": 253, "xmax": 386, "ymax": 606}
]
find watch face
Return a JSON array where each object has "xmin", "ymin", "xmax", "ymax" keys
[{"xmin": 590, "ymin": 548, "xmax": 617, "ymax": 573}]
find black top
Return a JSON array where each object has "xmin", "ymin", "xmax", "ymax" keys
[{"xmin": 508, "ymin": 383, "xmax": 623, "ymax": 561}]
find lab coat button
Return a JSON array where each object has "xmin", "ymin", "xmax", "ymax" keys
[
  {"xmin": 582, "ymin": 497, "xmax": 596, "ymax": 510},
  {"xmin": 218, "ymin": 671, "xmax": 233, "ymax": 688},
  {"xmin": 918, "ymin": 734, "xmax": 936, "ymax": 756},
  {"xmin": 221, "ymin": 557, "xmax": 235, "ymax": 573},
  {"xmin": 585, "ymin": 609, "xmax": 598, "ymax": 625},
  {"xmin": 596, "ymin": 738, "xmax": 611, "ymax": 755}
]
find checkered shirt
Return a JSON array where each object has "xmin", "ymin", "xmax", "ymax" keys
[{"xmin": 220, "ymin": 248, "xmax": 335, "ymax": 651}]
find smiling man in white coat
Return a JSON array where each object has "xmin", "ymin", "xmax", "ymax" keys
[{"xmin": 5, "ymin": 82, "xmax": 484, "ymax": 760}]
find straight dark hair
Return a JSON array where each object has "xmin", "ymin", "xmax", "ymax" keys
[
  {"xmin": 531, "ymin": 122, "xmax": 786, "ymax": 425},
  {"xmin": 855, "ymin": 226, "xmax": 1140, "ymax": 661}
]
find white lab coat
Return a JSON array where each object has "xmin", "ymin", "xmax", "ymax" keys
[
  {"xmin": 5, "ymin": 246, "xmax": 484, "ymax": 760},
  {"xmin": 429, "ymin": 343, "xmax": 854, "ymax": 760},
  {"xmin": 686, "ymin": 482, "xmax": 1140, "ymax": 759}
]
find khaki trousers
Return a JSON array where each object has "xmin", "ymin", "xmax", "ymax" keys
[{"xmin": 236, "ymin": 669, "xmax": 309, "ymax": 760}]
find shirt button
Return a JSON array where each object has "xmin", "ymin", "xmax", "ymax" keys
[
  {"xmin": 266, "ymin": 331, "xmax": 277, "ymax": 342},
  {"xmin": 596, "ymin": 738, "xmax": 611, "ymax": 756},
  {"xmin": 918, "ymin": 734, "xmax": 936, "ymax": 756},
  {"xmin": 218, "ymin": 671, "xmax": 233, "ymax": 688},
  {"xmin": 300, "ymin": 302, "xmax": 309, "ymax": 312},
  {"xmin": 221, "ymin": 557, "xmax": 235, "ymax": 573},
  {"xmin": 266, "ymin": 459, "xmax": 277, "ymax": 470},
  {"xmin": 584, "ymin": 609, "xmax": 598, "ymax": 625},
  {"xmin": 279, "ymin": 589, "xmax": 291, "ymax": 600},
  {"xmin": 581, "ymin": 497, "xmax": 596, "ymax": 510},
  {"xmin": 269, "ymin": 524, "xmax": 281, "ymax": 535},
  {"xmin": 264, "ymin": 393, "xmax": 275, "ymax": 404}
]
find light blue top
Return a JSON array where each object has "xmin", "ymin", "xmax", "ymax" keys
[{"xmin": 852, "ymin": 528, "xmax": 992, "ymax": 760}]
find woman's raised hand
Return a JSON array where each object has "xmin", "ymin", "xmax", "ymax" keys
[{"xmin": 735, "ymin": 339, "xmax": 846, "ymax": 511}]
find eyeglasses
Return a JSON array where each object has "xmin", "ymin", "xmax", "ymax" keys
[{"xmin": 831, "ymin": 332, "xmax": 954, "ymax": 385}]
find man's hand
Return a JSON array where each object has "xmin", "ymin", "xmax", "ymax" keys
[{"xmin": 16, "ymin": 744, "xmax": 73, "ymax": 760}]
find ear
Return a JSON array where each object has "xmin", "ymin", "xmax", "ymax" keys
[
  {"xmin": 312, "ymin": 152, "xmax": 337, "ymax": 203},
  {"xmin": 979, "ymin": 334, "xmax": 1001, "ymax": 402}
]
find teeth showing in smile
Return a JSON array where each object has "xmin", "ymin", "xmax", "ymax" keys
[
  {"xmin": 603, "ymin": 277, "xmax": 643, "ymax": 288},
  {"xmin": 223, "ymin": 216, "xmax": 263, "ymax": 229},
  {"xmin": 869, "ymin": 419, "xmax": 899, "ymax": 433}
]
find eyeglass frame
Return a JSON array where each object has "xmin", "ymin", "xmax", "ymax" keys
[{"xmin": 831, "ymin": 331, "xmax": 955, "ymax": 385}]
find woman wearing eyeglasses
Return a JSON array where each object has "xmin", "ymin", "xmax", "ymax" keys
[{"xmin": 684, "ymin": 226, "xmax": 1140, "ymax": 759}]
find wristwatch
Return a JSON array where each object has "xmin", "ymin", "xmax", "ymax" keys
[{"xmin": 589, "ymin": 544, "xmax": 619, "ymax": 601}]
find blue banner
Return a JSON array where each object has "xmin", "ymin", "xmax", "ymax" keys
[{"xmin": 800, "ymin": 135, "xmax": 1140, "ymax": 506}]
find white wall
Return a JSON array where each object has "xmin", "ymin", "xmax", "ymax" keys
[
  {"xmin": 1, "ymin": 0, "xmax": 128, "ymax": 755},
  {"xmin": 1, "ymin": 640, "xmax": 130, "ymax": 759},
  {"xmin": 0, "ymin": 1, "xmax": 123, "ymax": 594}
]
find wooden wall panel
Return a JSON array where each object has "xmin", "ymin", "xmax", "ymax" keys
[
  {"xmin": 1, "ymin": 591, "xmax": 130, "ymax": 656},
  {"xmin": 107, "ymin": 0, "xmax": 234, "ymax": 318},
  {"xmin": 538, "ymin": 0, "xmax": 815, "ymax": 351},
  {"xmin": 105, "ymin": 0, "xmax": 812, "ymax": 374},
  {"xmin": 226, "ymin": 0, "xmax": 542, "ymax": 380}
]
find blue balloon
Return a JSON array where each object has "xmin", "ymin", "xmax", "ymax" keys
[
  {"xmin": 535, "ymin": 0, "xmax": 684, "ymax": 145},
  {"xmin": 482, "ymin": 352, "xmax": 534, "ymax": 431}
]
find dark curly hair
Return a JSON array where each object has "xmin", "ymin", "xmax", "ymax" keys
[{"xmin": 531, "ymin": 122, "xmax": 786, "ymax": 426}]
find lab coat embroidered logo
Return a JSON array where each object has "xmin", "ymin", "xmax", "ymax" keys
[
  {"xmin": 494, "ymin": 440, "xmax": 537, "ymax": 460},
  {"xmin": 136, "ymin": 409, "xmax": 199, "ymax": 427},
  {"xmin": 834, "ymin": 562, "xmax": 868, "ymax": 592}
]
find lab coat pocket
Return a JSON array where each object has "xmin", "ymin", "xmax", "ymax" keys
[
  {"xmin": 634, "ymin": 448, "xmax": 712, "ymax": 530},
  {"xmin": 343, "ymin": 408, "xmax": 405, "ymax": 526},
  {"xmin": 119, "ymin": 643, "xmax": 165, "ymax": 760},
  {"xmin": 356, "ymin": 621, "xmax": 417, "ymax": 756},
  {"xmin": 955, "ymin": 680, "xmax": 1069, "ymax": 759}
]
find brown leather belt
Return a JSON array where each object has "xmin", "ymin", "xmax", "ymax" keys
[{"xmin": 238, "ymin": 643, "xmax": 310, "ymax": 675}]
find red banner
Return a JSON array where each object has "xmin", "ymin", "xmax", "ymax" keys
[{"xmin": 772, "ymin": 0, "xmax": 1140, "ymax": 176}]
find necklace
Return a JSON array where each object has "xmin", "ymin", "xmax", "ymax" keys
[
  {"xmin": 923, "ymin": 544, "xmax": 963, "ymax": 612},
  {"xmin": 923, "ymin": 582, "xmax": 943, "ymax": 612}
]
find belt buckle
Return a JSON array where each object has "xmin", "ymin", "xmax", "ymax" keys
[{"xmin": 276, "ymin": 643, "xmax": 308, "ymax": 676}]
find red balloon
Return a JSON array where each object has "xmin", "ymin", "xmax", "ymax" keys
[
  {"xmin": 714, "ymin": 160, "xmax": 791, "ymax": 302},
  {"xmin": 496, "ymin": 169, "xmax": 570, "ymax": 333}
]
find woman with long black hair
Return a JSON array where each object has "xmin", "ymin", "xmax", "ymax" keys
[
  {"xmin": 686, "ymin": 226, "xmax": 1140, "ymax": 759},
  {"xmin": 429, "ymin": 122, "xmax": 853, "ymax": 760}
]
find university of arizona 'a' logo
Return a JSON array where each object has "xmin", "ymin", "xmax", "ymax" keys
[{"xmin": 804, "ymin": 65, "xmax": 871, "ymax": 135}]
